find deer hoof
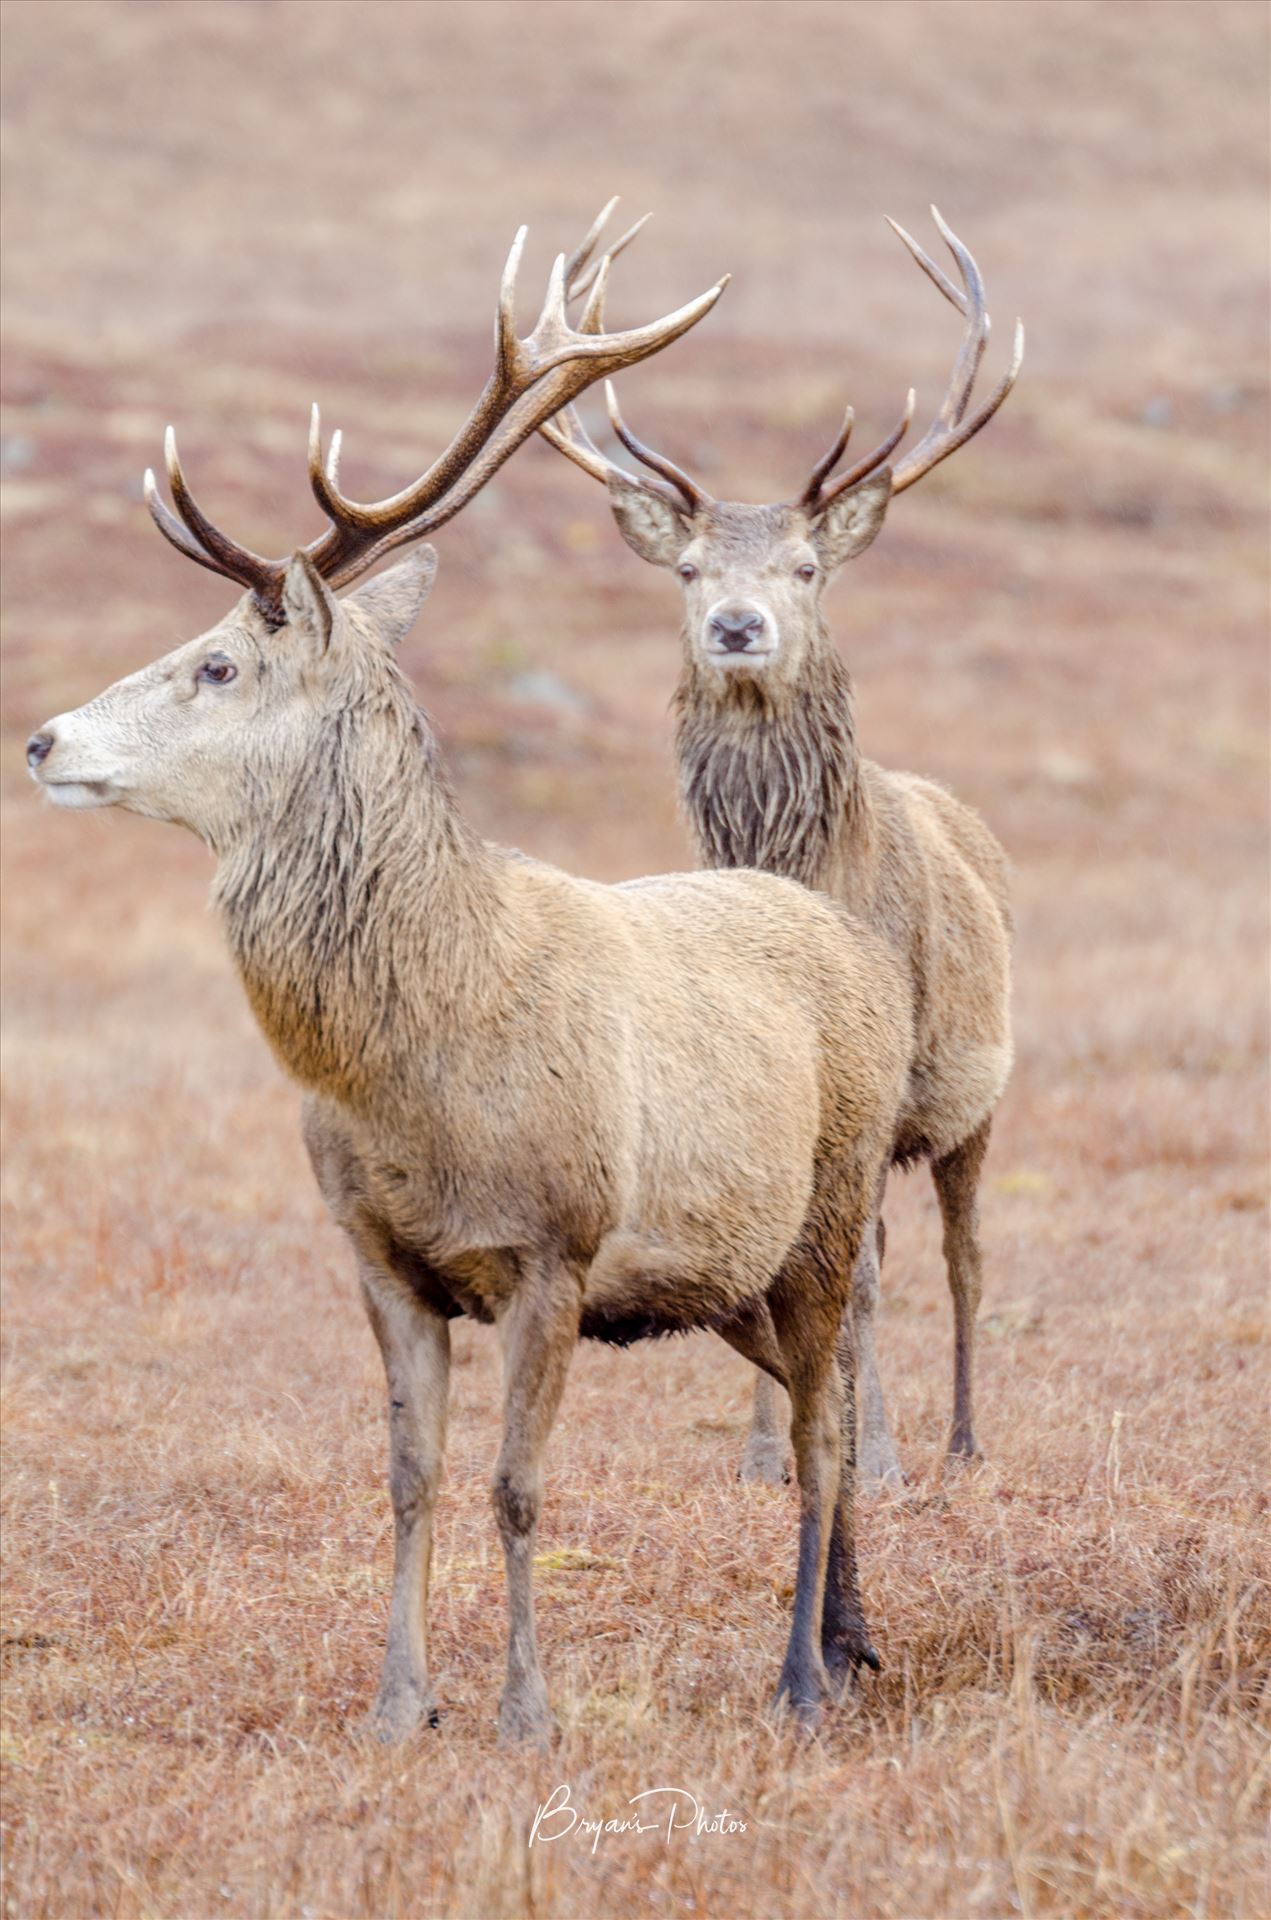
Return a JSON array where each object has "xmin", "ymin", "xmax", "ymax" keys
[
  {"xmin": 823, "ymin": 1631, "xmax": 882, "ymax": 1689},
  {"xmin": 497, "ymin": 1683, "xmax": 555, "ymax": 1749},
  {"xmin": 859, "ymin": 1438, "xmax": 906, "ymax": 1494},
  {"xmin": 859, "ymin": 1464, "xmax": 907, "ymax": 1496},
  {"xmin": 771, "ymin": 1678, "xmax": 825, "ymax": 1735},
  {"xmin": 738, "ymin": 1442, "xmax": 790, "ymax": 1486},
  {"xmin": 947, "ymin": 1428, "xmax": 983, "ymax": 1462},
  {"xmin": 360, "ymin": 1682, "xmax": 439, "ymax": 1743}
]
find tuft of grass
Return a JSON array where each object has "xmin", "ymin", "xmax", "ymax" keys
[{"xmin": 533, "ymin": 1549, "xmax": 620, "ymax": 1574}]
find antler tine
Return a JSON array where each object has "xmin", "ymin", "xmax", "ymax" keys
[
  {"xmin": 932, "ymin": 208, "xmax": 984, "ymax": 309},
  {"xmin": 885, "ymin": 213, "xmax": 967, "ymax": 315},
  {"xmin": 541, "ymin": 206, "xmax": 713, "ymax": 515},
  {"xmin": 605, "ymin": 381, "xmax": 705, "ymax": 512},
  {"xmin": 883, "ymin": 210, "xmax": 1023, "ymax": 496},
  {"xmin": 569, "ymin": 200, "xmax": 653, "ymax": 334},
  {"xmin": 562, "ymin": 198, "xmax": 655, "ymax": 302},
  {"xmin": 533, "ymin": 251, "xmax": 571, "ymax": 342},
  {"xmin": 564, "ymin": 195, "xmax": 618, "ymax": 281},
  {"xmin": 306, "ymin": 406, "xmax": 349, "ymax": 516},
  {"xmin": 886, "ymin": 211, "xmax": 990, "ymax": 435},
  {"xmin": 800, "ymin": 407, "xmax": 854, "ymax": 508},
  {"xmin": 815, "ymin": 390, "xmax": 917, "ymax": 508},
  {"xmin": 892, "ymin": 320, "xmax": 1023, "ymax": 495},
  {"xmin": 577, "ymin": 253, "xmax": 612, "ymax": 335},
  {"xmin": 539, "ymin": 402, "xmax": 693, "ymax": 512},
  {"xmin": 539, "ymin": 405, "xmax": 627, "ymax": 486},
  {"xmin": 568, "ymin": 208, "xmax": 653, "ymax": 302},
  {"xmin": 576, "ymin": 212, "xmax": 651, "ymax": 294},
  {"xmin": 495, "ymin": 223, "xmax": 529, "ymax": 385},
  {"xmin": 925, "ymin": 209, "xmax": 989, "ymax": 429},
  {"xmin": 143, "ymin": 465, "xmax": 242, "ymax": 585},
  {"xmin": 157, "ymin": 426, "xmax": 281, "ymax": 603}
]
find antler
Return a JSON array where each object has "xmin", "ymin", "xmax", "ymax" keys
[
  {"xmin": 537, "ymin": 223, "xmax": 713, "ymax": 516},
  {"xmin": 562, "ymin": 194, "xmax": 652, "ymax": 302},
  {"xmin": 144, "ymin": 205, "xmax": 729, "ymax": 623},
  {"xmin": 540, "ymin": 210, "xmax": 1022, "ymax": 521},
  {"xmin": 542, "ymin": 380, "xmax": 709, "ymax": 515},
  {"xmin": 797, "ymin": 392, "xmax": 917, "ymax": 510},
  {"xmin": 802, "ymin": 208, "xmax": 1024, "ymax": 508}
]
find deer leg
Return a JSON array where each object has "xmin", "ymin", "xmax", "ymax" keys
[
  {"xmin": 932, "ymin": 1118, "xmax": 991, "ymax": 1460},
  {"xmin": 822, "ymin": 1316, "xmax": 881, "ymax": 1688},
  {"xmin": 738, "ymin": 1218, "xmax": 894, "ymax": 1492},
  {"xmin": 358, "ymin": 1260, "xmax": 451, "ymax": 1741},
  {"xmin": 764, "ymin": 1267, "xmax": 855, "ymax": 1729},
  {"xmin": 491, "ymin": 1257, "xmax": 581, "ymax": 1746},
  {"xmin": 719, "ymin": 1293, "xmax": 844, "ymax": 1721},
  {"xmin": 716, "ymin": 1300, "xmax": 788, "ymax": 1385},
  {"xmin": 739, "ymin": 1322, "xmax": 790, "ymax": 1485},
  {"xmin": 854, "ymin": 1206, "xmax": 905, "ymax": 1492}
]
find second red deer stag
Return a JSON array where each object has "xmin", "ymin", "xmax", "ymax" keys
[{"xmin": 542, "ymin": 210, "xmax": 1022, "ymax": 1489}]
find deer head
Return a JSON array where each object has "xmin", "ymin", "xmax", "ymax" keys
[
  {"xmin": 25, "ymin": 546, "xmax": 447, "ymax": 848},
  {"xmin": 541, "ymin": 210, "xmax": 1023, "ymax": 700},
  {"xmin": 27, "ymin": 205, "xmax": 728, "ymax": 840}
]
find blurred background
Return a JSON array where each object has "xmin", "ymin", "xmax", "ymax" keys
[
  {"xmin": 3, "ymin": 0, "xmax": 1267, "ymax": 880},
  {"xmin": 1, "ymin": 5, "xmax": 1267, "ymax": 1917}
]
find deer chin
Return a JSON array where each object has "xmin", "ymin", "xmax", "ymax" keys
[
  {"xmin": 706, "ymin": 645, "xmax": 777, "ymax": 674},
  {"xmin": 39, "ymin": 776, "xmax": 125, "ymax": 810}
]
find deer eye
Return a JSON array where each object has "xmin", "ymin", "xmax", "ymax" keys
[
  {"xmin": 678, "ymin": 562, "xmax": 699, "ymax": 583},
  {"xmin": 796, "ymin": 563, "xmax": 818, "ymax": 582},
  {"xmin": 197, "ymin": 656, "xmax": 237, "ymax": 686}
]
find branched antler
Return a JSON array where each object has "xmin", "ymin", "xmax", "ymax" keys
[
  {"xmin": 144, "ymin": 204, "xmax": 728, "ymax": 622},
  {"xmin": 805, "ymin": 208, "xmax": 1024, "ymax": 507},
  {"xmin": 798, "ymin": 391, "xmax": 917, "ymax": 511},
  {"xmin": 540, "ymin": 209, "xmax": 1022, "ymax": 521},
  {"xmin": 537, "ymin": 219, "xmax": 712, "ymax": 514}
]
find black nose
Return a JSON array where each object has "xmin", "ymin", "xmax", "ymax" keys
[
  {"xmin": 709, "ymin": 607, "xmax": 765, "ymax": 653},
  {"xmin": 26, "ymin": 730, "xmax": 54, "ymax": 768}
]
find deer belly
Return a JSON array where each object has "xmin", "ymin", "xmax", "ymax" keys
[{"xmin": 578, "ymin": 1165, "xmax": 810, "ymax": 1345}]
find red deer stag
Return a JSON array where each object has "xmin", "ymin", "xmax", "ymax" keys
[
  {"xmin": 28, "ymin": 210, "xmax": 912, "ymax": 1741},
  {"xmin": 541, "ymin": 209, "xmax": 1021, "ymax": 1490}
]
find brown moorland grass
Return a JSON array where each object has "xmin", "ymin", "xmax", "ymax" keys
[{"xmin": 2, "ymin": 3, "xmax": 1268, "ymax": 1916}]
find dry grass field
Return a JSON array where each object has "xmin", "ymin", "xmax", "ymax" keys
[{"xmin": 2, "ymin": 3, "xmax": 1268, "ymax": 1916}]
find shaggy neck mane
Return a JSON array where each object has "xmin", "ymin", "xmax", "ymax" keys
[
  {"xmin": 214, "ymin": 668, "xmax": 498, "ymax": 1102},
  {"xmin": 673, "ymin": 623, "xmax": 862, "ymax": 888}
]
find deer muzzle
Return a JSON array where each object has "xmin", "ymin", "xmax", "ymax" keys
[
  {"xmin": 707, "ymin": 603, "xmax": 769, "ymax": 656},
  {"xmin": 26, "ymin": 714, "xmax": 125, "ymax": 810}
]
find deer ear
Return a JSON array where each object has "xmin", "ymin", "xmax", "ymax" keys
[
  {"xmin": 606, "ymin": 475, "xmax": 693, "ymax": 569},
  {"xmin": 811, "ymin": 468, "xmax": 894, "ymax": 572},
  {"xmin": 346, "ymin": 547, "xmax": 438, "ymax": 647},
  {"xmin": 282, "ymin": 551, "xmax": 337, "ymax": 652}
]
